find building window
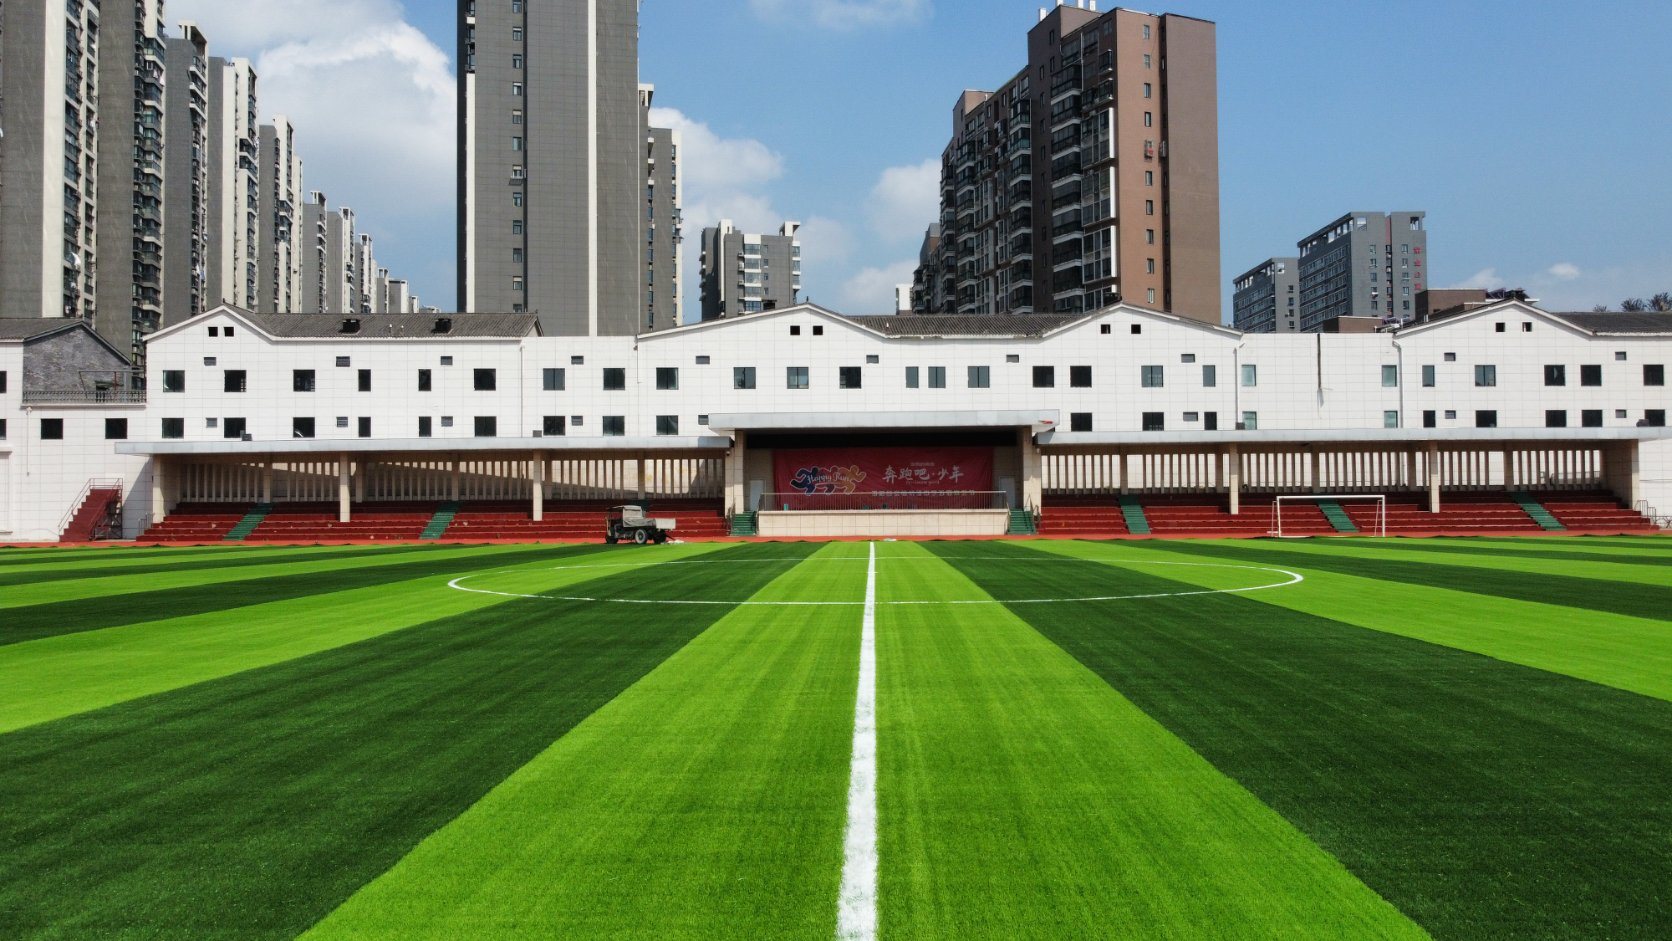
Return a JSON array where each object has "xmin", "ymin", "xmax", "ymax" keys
[
  {"xmin": 1241, "ymin": 412, "xmax": 1259, "ymax": 431},
  {"xmin": 1381, "ymin": 365, "xmax": 1399, "ymax": 388},
  {"xmin": 786, "ymin": 366, "xmax": 810, "ymax": 390},
  {"xmin": 442, "ymin": 356, "xmax": 455, "ymax": 366},
  {"xmin": 224, "ymin": 370, "xmax": 247, "ymax": 393},
  {"xmin": 1647, "ymin": 410, "xmax": 1668, "ymax": 427},
  {"xmin": 105, "ymin": 418, "xmax": 128, "ymax": 440},
  {"xmin": 1070, "ymin": 365, "xmax": 1092, "ymax": 388},
  {"xmin": 1422, "ymin": 410, "xmax": 1437, "ymax": 428},
  {"xmin": 163, "ymin": 370, "xmax": 185, "ymax": 393},
  {"xmin": 0, "ymin": 419, "xmax": 6, "ymax": 439},
  {"xmin": 814, "ymin": 325, "xmax": 824, "ymax": 336},
  {"xmin": 1180, "ymin": 353, "xmax": 1196, "ymax": 364},
  {"xmin": 357, "ymin": 417, "xmax": 372, "ymax": 439},
  {"xmin": 656, "ymin": 367, "xmax": 679, "ymax": 391},
  {"xmin": 1543, "ymin": 365, "xmax": 1565, "ymax": 386},
  {"xmin": 1241, "ymin": 364, "xmax": 1258, "ymax": 387},
  {"xmin": 866, "ymin": 355, "xmax": 881, "ymax": 365},
  {"xmin": 293, "ymin": 370, "xmax": 316, "ymax": 392},
  {"xmin": 1100, "ymin": 324, "xmax": 1112, "ymax": 335},
  {"xmin": 603, "ymin": 368, "xmax": 626, "ymax": 391},
  {"xmin": 790, "ymin": 325, "xmax": 802, "ymax": 336},
  {"xmin": 1475, "ymin": 410, "xmax": 1498, "ymax": 429},
  {"xmin": 1141, "ymin": 412, "xmax": 1164, "ymax": 432},
  {"xmin": 289, "ymin": 417, "xmax": 315, "ymax": 439},
  {"xmin": 656, "ymin": 415, "xmax": 680, "ymax": 436},
  {"xmin": 1422, "ymin": 365, "xmax": 1436, "ymax": 387},
  {"xmin": 418, "ymin": 369, "xmax": 433, "ymax": 392},
  {"xmin": 1202, "ymin": 365, "xmax": 1217, "ymax": 387},
  {"xmin": 223, "ymin": 418, "xmax": 246, "ymax": 440},
  {"xmin": 1145, "ymin": 200, "xmax": 1155, "ymax": 216},
  {"xmin": 1033, "ymin": 366, "xmax": 1055, "ymax": 388},
  {"xmin": 734, "ymin": 367, "xmax": 757, "ymax": 390},
  {"xmin": 840, "ymin": 366, "xmax": 863, "ymax": 389},
  {"xmin": 1495, "ymin": 322, "xmax": 1506, "ymax": 333},
  {"xmin": 697, "ymin": 355, "xmax": 713, "ymax": 365},
  {"xmin": 161, "ymin": 418, "xmax": 184, "ymax": 439},
  {"xmin": 441, "ymin": 416, "xmax": 454, "ymax": 428},
  {"xmin": 474, "ymin": 416, "xmax": 498, "ymax": 437},
  {"xmin": 1383, "ymin": 411, "xmax": 1400, "ymax": 429},
  {"xmin": 1444, "ymin": 410, "xmax": 1457, "ymax": 421},
  {"xmin": 1444, "ymin": 352, "xmax": 1457, "ymax": 363},
  {"xmin": 1580, "ymin": 364, "xmax": 1602, "ymax": 386},
  {"xmin": 418, "ymin": 416, "xmax": 433, "ymax": 438},
  {"xmin": 337, "ymin": 356, "xmax": 351, "ymax": 368},
  {"xmin": 358, "ymin": 369, "xmax": 372, "ymax": 392},
  {"xmin": 473, "ymin": 368, "xmax": 497, "ymax": 391},
  {"xmin": 905, "ymin": 366, "xmax": 920, "ymax": 389},
  {"xmin": 543, "ymin": 367, "xmax": 566, "ymax": 391},
  {"xmin": 1141, "ymin": 365, "xmax": 1164, "ymax": 388},
  {"xmin": 37, "ymin": 418, "xmax": 64, "ymax": 441},
  {"xmin": 602, "ymin": 416, "xmax": 626, "ymax": 437},
  {"xmin": 1646, "ymin": 364, "xmax": 1666, "ymax": 386},
  {"xmin": 1546, "ymin": 410, "xmax": 1568, "ymax": 428},
  {"xmin": 1072, "ymin": 413, "xmax": 1095, "ymax": 432},
  {"xmin": 1131, "ymin": 324, "xmax": 1143, "ymax": 334},
  {"xmin": 967, "ymin": 366, "xmax": 991, "ymax": 389},
  {"xmin": 543, "ymin": 415, "xmax": 566, "ymax": 436},
  {"xmin": 1474, "ymin": 365, "xmax": 1497, "ymax": 387},
  {"xmin": 928, "ymin": 366, "xmax": 947, "ymax": 389}
]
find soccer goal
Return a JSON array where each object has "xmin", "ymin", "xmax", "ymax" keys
[{"xmin": 1269, "ymin": 494, "xmax": 1387, "ymax": 537}]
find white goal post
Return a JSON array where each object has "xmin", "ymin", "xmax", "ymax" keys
[{"xmin": 1269, "ymin": 494, "xmax": 1387, "ymax": 537}]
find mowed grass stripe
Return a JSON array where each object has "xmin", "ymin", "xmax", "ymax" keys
[
  {"xmin": 932, "ymin": 542, "xmax": 1672, "ymax": 940},
  {"xmin": 872, "ymin": 543, "xmax": 1426, "ymax": 940},
  {"xmin": 0, "ymin": 544, "xmax": 464, "ymax": 589},
  {"xmin": 0, "ymin": 542, "xmax": 591, "ymax": 646},
  {"xmin": 1235, "ymin": 536, "xmax": 1672, "ymax": 588},
  {"xmin": 1029, "ymin": 539, "xmax": 1672, "ymax": 702},
  {"xmin": 308, "ymin": 544, "xmax": 867, "ymax": 940},
  {"xmin": 0, "ymin": 542, "xmax": 818, "ymax": 941},
  {"xmin": 0, "ymin": 544, "xmax": 329, "ymax": 572},
  {"xmin": 0, "ymin": 543, "xmax": 732, "ymax": 734}
]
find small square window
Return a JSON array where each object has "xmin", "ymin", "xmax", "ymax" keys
[
  {"xmin": 1070, "ymin": 365, "xmax": 1092, "ymax": 388},
  {"xmin": 786, "ymin": 366, "xmax": 810, "ymax": 390},
  {"xmin": 656, "ymin": 367, "xmax": 679, "ymax": 391},
  {"xmin": 813, "ymin": 325, "xmax": 824, "ymax": 336},
  {"xmin": 542, "ymin": 415, "xmax": 567, "ymax": 436},
  {"xmin": 105, "ymin": 418, "xmax": 129, "ymax": 440},
  {"xmin": 1475, "ymin": 410, "xmax": 1498, "ymax": 429},
  {"xmin": 1615, "ymin": 351, "xmax": 1628, "ymax": 362},
  {"xmin": 790, "ymin": 325, "xmax": 802, "ymax": 336},
  {"xmin": 1645, "ymin": 364, "xmax": 1665, "ymax": 387},
  {"xmin": 441, "ymin": 416, "xmax": 455, "ymax": 428},
  {"xmin": 840, "ymin": 366, "xmax": 864, "ymax": 389},
  {"xmin": 441, "ymin": 356, "xmax": 454, "ymax": 366},
  {"xmin": 1072, "ymin": 413, "xmax": 1095, "ymax": 432},
  {"xmin": 1495, "ymin": 322, "xmax": 1506, "ymax": 333},
  {"xmin": 1522, "ymin": 322, "xmax": 1533, "ymax": 333},
  {"xmin": 543, "ymin": 367, "xmax": 566, "ymax": 391},
  {"xmin": 163, "ymin": 370, "xmax": 185, "ymax": 392},
  {"xmin": 1445, "ymin": 410, "xmax": 1458, "ymax": 421},
  {"xmin": 1006, "ymin": 354, "xmax": 1020, "ymax": 363},
  {"xmin": 696, "ymin": 355, "xmax": 711, "ymax": 365},
  {"xmin": 867, "ymin": 355, "xmax": 881, "ymax": 365},
  {"xmin": 474, "ymin": 369, "xmax": 497, "ymax": 391},
  {"xmin": 336, "ymin": 356, "xmax": 351, "ymax": 368},
  {"xmin": 1545, "ymin": 410, "xmax": 1568, "ymax": 428},
  {"xmin": 474, "ymin": 416, "xmax": 498, "ymax": 438},
  {"xmin": 570, "ymin": 355, "xmax": 584, "ymax": 365},
  {"xmin": 697, "ymin": 415, "xmax": 710, "ymax": 426},
  {"xmin": 603, "ymin": 368, "xmax": 626, "ymax": 391},
  {"xmin": 1616, "ymin": 409, "xmax": 1629, "ymax": 420},
  {"xmin": 161, "ymin": 418, "xmax": 184, "ymax": 439},
  {"xmin": 293, "ymin": 417, "xmax": 316, "ymax": 439},
  {"xmin": 656, "ymin": 415, "xmax": 680, "ymax": 436},
  {"xmin": 337, "ymin": 417, "xmax": 350, "ymax": 429},
  {"xmin": 734, "ymin": 367, "xmax": 757, "ymax": 390},
  {"xmin": 1580, "ymin": 364, "xmax": 1602, "ymax": 387},
  {"xmin": 602, "ymin": 416, "xmax": 626, "ymax": 437},
  {"xmin": 1130, "ymin": 324, "xmax": 1142, "ymax": 335},
  {"xmin": 1101, "ymin": 324, "xmax": 1112, "ymax": 335}
]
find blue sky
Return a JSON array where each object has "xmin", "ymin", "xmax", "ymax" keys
[{"xmin": 178, "ymin": 0, "xmax": 1672, "ymax": 320}]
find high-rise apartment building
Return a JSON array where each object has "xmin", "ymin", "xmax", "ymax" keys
[
  {"xmin": 916, "ymin": 4, "xmax": 1220, "ymax": 322},
  {"xmin": 699, "ymin": 221, "xmax": 802, "ymax": 320},
  {"xmin": 459, "ymin": 0, "xmax": 672, "ymax": 335},
  {"xmin": 300, "ymin": 192, "xmax": 330, "ymax": 313},
  {"xmin": 205, "ymin": 56, "xmax": 259, "ymax": 313},
  {"xmin": 1296, "ymin": 211, "xmax": 1428, "ymax": 330},
  {"xmin": 256, "ymin": 118, "xmax": 304, "ymax": 313},
  {"xmin": 0, "ymin": 0, "xmax": 102, "ymax": 322},
  {"xmin": 353, "ymin": 235, "xmax": 377, "ymax": 313},
  {"xmin": 94, "ymin": 0, "xmax": 167, "ymax": 361},
  {"xmin": 641, "ymin": 87, "xmax": 682, "ymax": 330},
  {"xmin": 1231, "ymin": 257, "xmax": 1299, "ymax": 334},
  {"xmin": 911, "ymin": 224, "xmax": 951, "ymax": 314},
  {"xmin": 326, "ymin": 205, "xmax": 356, "ymax": 313},
  {"xmin": 162, "ymin": 24, "xmax": 211, "ymax": 325}
]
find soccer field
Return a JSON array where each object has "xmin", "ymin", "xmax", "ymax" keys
[{"xmin": 1, "ymin": 536, "xmax": 1669, "ymax": 940}]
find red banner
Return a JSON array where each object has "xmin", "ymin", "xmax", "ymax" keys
[{"xmin": 774, "ymin": 448, "xmax": 994, "ymax": 496}]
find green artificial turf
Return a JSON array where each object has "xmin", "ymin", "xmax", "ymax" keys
[
  {"xmin": 931, "ymin": 541, "xmax": 1672, "ymax": 940},
  {"xmin": 0, "ymin": 543, "xmax": 817, "ymax": 940},
  {"xmin": 307, "ymin": 543, "xmax": 867, "ymax": 940},
  {"xmin": 872, "ymin": 543, "xmax": 1426, "ymax": 940}
]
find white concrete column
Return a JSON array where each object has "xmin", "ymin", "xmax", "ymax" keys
[
  {"xmin": 1118, "ymin": 450, "xmax": 1130, "ymax": 495},
  {"xmin": 1019, "ymin": 429, "xmax": 1044, "ymax": 513},
  {"xmin": 449, "ymin": 458, "xmax": 461, "ymax": 502},
  {"xmin": 150, "ymin": 457, "xmax": 168, "ymax": 525},
  {"xmin": 531, "ymin": 451, "xmax": 545, "ymax": 522},
  {"xmin": 1501, "ymin": 448, "xmax": 1514, "ymax": 491},
  {"xmin": 1428, "ymin": 442, "xmax": 1442, "ymax": 514},
  {"xmin": 1226, "ymin": 444, "xmax": 1242, "ymax": 516},
  {"xmin": 337, "ymin": 455, "xmax": 352, "ymax": 523},
  {"xmin": 261, "ymin": 461, "xmax": 274, "ymax": 505},
  {"xmin": 1310, "ymin": 449, "xmax": 1323, "ymax": 493},
  {"xmin": 1603, "ymin": 440, "xmax": 1642, "ymax": 509},
  {"xmin": 637, "ymin": 453, "xmax": 647, "ymax": 501},
  {"xmin": 724, "ymin": 432, "xmax": 747, "ymax": 516}
]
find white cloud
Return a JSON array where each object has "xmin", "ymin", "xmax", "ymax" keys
[
  {"xmin": 749, "ymin": 0, "xmax": 931, "ymax": 30},
  {"xmin": 1451, "ymin": 268, "xmax": 1504, "ymax": 290},
  {"xmin": 172, "ymin": 0, "xmax": 404, "ymax": 49},
  {"xmin": 866, "ymin": 158, "xmax": 941, "ymax": 243},
  {"xmin": 835, "ymin": 260, "xmax": 918, "ymax": 313},
  {"xmin": 1546, "ymin": 262, "xmax": 1582, "ymax": 282},
  {"xmin": 649, "ymin": 107, "xmax": 784, "ymax": 196},
  {"xmin": 796, "ymin": 216, "xmax": 854, "ymax": 267}
]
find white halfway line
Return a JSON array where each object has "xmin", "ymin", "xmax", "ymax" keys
[{"xmin": 836, "ymin": 543, "xmax": 879, "ymax": 941}]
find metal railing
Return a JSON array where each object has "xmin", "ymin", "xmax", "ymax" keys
[
  {"xmin": 23, "ymin": 390, "xmax": 147, "ymax": 405},
  {"xmin": 759, "ymin": 491, "xmax": 1009, "ymax": 512},
  {"xmin": 58, "ymin": 477, "xmax": 124, "ymax": 537}
]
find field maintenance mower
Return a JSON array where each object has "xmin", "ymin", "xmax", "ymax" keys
[{"xmin": 604, "ymin": 505, "xmax": 675, "ymax": 545}]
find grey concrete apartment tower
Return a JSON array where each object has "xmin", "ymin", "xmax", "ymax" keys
[
  {"xmin": 93, "ymin": 0, "xmax": 167, "ymax": 362},
  {"xmin": 162, "ymin": 24, "xmax": 211, "ymax": 325},
  {"xmin": 0, "ymin": 0, "xmax": 102, "ymax": 322},
  {"xmin": 256, "ymin": 118, "xmax": 304, "ymax": 313},
  {"xmin": 1296, "ymin": 211, "xmax": 1428, "ymax": 330},
  {"xmin": 459, "ymin": 0, "xmax": 647, "ymax": 335},
  {"xmin": 354, "ymin": 235, "xmax": 377, "ymax": 313},
  {"xmin": 204, "ymin": 56, "xmax": 259, "ymax": 313},
  {"xmin": 916, "ymin": 5, "xmax": 1221, "ymax": 324},
  {"xmin": 699, "ymin": 221, "xmax": 802, "ymax": 321},
  {"xmin": 641, "ymin": 86, "xmax": 681, "ymax": 330},
  {"xmin": 1232, "ymin": 257, "xmax": 1299, "ymax": 333},
  {"xmin": 300, "ymin": 192, "xmax": 331, "ymax": 313}
]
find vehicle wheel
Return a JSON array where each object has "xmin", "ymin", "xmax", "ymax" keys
[
  {"xmin": 654, "ymin": 532, "xmax": 669, "ymax": 544},
  {"xmin": 633, "ymin": 528, "xmax": 649, "ymax": 545}
]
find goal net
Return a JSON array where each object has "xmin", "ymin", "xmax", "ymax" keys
[{"xmin": 1269, "ymin": 494, "xmax": 1387, "ymax": 538}]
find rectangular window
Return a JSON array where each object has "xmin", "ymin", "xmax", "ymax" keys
[
  {"xmin": 223, "ymin": 418, "xmax": 246, "ymax": 440},
  {"xmin": 928, "ymin": 367, "xmax": 947, "ymax": 389},
  {"xmin": 905, "ymin": 366, "xmax": 920, "ymax": 389},
  {"xmin": 1422, "ymin": 364, "xmax": 1436, "ymax": 387},
  {"xmin": 1647, "ymin": 410, "xmax": 1668, "ymax": 427},
  {"xmin": 473, "ymin": 368, "xmax": 497, "ymax": 391},
  {"xmin": 418, "ymin": 369, "xmax": 433, "ymax": 392},
  {"xmin": 224, "ymin": 370, "xmax": 247, "ymax": 393},
  {"xmin": 1032, "ymin": 366, "xmax": 1055, "ymax": 388},
  {"xmin": 1422, "ymin": 410, "xmax": 1437, "ymax": 428},
  {"xmin": 656, "ymin": 415, "xmax": 680, "ymax": 436},
  {"xmin": 840, "ymin": 366, "xmax": 863, "ymax": 389},
  {"xmin": 1383, "ymin": 411, "xmax": 1400, "ymax": 429},
  {"xmin": 866, "ymin": 355, "xmax": 880, "ymax": 365},
  {"xmin": 1202, "ymin": 365, "xmax": 1217, "ymax": 387},
  {"xmin": 161, "ymin": 417, "xmax": 184, "ymax": 439},
  {"xmin": 357, "ymin": 417, "xmax": 372, "ymax": 439},
  {"xmin": 104, "ymin": 418, "xmax": 128, "ymax": 440},
  {"xmin": 602, "ymin": 368, "xmax": 626, "ymax": 391},
  {"xmin": 655, "ymin": 367, "xmax": 679, "ymax": 391},
  {"xmin": 1141, "ymin": 365, "xmax": 1164, "ymax": 388},
  {"xmin": 1072, "ymin": 413, "xmax": 1094, "ymax": 432},
  {"xmin": 1545, "ymin": 410, "xmax": 1568, "ymax": 428},
  {"xmin": 440, "ymin": 416, "xmax": 454, "ymax": 428},
  {"xmin": 418, "ymin": 416, "xmax": 433, "ymax": 438},
  {"xmin": 602, "ymin": 416, "xmax": 626, "ymax": 437},
  {"xmin": 1381, "ymin": 365, "xmax": 1399, "ymax": 388},
  {"xmin": 1142, "ymin": 412, "xmax": 1165, "ymax": 432},
  {"xmin": 336, "ymin": 356, "xmax": 351, "ymax": 368},
  {"xmin": 1240, "ymin": 364, "xmax": 1258, "ymax": 387},
  {"xmin": 734, "ymin": 367, "xmax": 757, "ymax": 390},
  {"xmin": 1581, "ymin": 410, "xmax": 1603, "ymax": 427},
  {"xmin": 474, "ymin": 416, "xmax": 498, "ymax": 437},
  {"xmin": 1241, "ymin": 412, "xmax": 1259, "ymax": 431},
  {"xmin": 357, "ymin": 369, "xmax": 372, "ymax": 392},
  {"xmin": 1474, "ymin": 365, "xmax": 1497, "ymax": 387},
  {"xmin": 1646, "ymin": 364, "xmax": 1666, "ymax": 386},
  {"xmin": 542, "ymin": 415, "xmax": 566, "ymax": 436},
  {"xmin": 786, "ymin": 366, "xmax": 810, "ymax": 390},
  {"xmin": 543, "ymin": 367, "xmax": 566, "ymax": 391},
  {"xmin": 1580, "ymin": 364, "xmax": 1602, "ymax": 386},
  {"xmin": 0, "ymin": 419, "xmax": 6, "ymax": 439},
  {"xmin": 1069, "ymin": 365, "xmax": 1092, "ymax": 388},
  {"xmin": 163, "ymin": 370, "xmax": 185, "ymax": 393},
  {"xmin": 1475, "ymin": 410, "xmax": 1498, "ymax": 429},
  {"xmin": 40, "ymin": 418, "xmax": 64, "ymax": 440},
  {"xmin": 1544, "ymin": 364, "xmax": 1565, "ymax": 386},
  {"xmin": 289, "ymin": 370, "xmax": 314, "ymax": 393},
  {"xmin": 967, "ymin": 366, "xmax": 991, "ymax": 389},
  {"xmin": 291, "ymin": 417, "xmax": 316, "ymax": 439}
]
